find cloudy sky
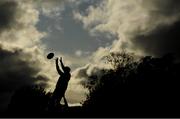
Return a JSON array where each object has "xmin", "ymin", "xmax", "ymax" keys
[{"xmin": 0, "ymin": 0, "xmax": 180, "ymax": 112}]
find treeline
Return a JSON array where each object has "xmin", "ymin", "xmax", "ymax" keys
[
  {"xmin": 6, "ymin": 52, "xmax": 180, "ymax": 117},
  {"xmin": 82, "ymin": 52, "xmax": 180, "ymax": 117}
]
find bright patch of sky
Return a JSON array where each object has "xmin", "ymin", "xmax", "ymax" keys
[{"xmin": 37, "ymin": 1, "xmax": 113, "ymax": 60}]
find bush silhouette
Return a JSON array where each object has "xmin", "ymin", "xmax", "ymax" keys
[
  {"xmin": 82, "ymin": 52, "xmax": 180, "ymax": 117},
  {"xmin": 8, "ymin": 85, "xmax": 51, "ymax": 116},
  {"xmin": 7, "ymin": 85, "xmax": 75, "ymax": 117}
]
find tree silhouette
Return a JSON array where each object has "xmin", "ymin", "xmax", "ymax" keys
[{"xmin": 82, "ymin": 52, "xmax": 180, "ymax": 117}]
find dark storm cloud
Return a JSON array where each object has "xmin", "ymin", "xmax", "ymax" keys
[
  {"xmin": 0, "ymin": 0, "xmax": 49, "ymax": 112},
  {"xmin": 134, "ymin": 21, "xmax": 180, "ymax": 57},
  {"xmin": 0, "ymin": 1, "xmax": 17, "ymax": 31},
  {"xmin": 133, "ymin": 0, "xmax": 180, "ymax": 57},
  {"xmin": 0, "ymin": 46, "xmax": 48, "ymax": 92},
  {"xmin": 0, "ymin": 46, "xmax": 49, "ymax": 111},
  {"xmin": 143, "ymin": 0, "xmax": 180, "ymax": 16}
]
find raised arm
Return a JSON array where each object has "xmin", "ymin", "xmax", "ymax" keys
[
  {"xmin": 56, "ymin": 58, "xmax": 63, "ymax": 75},
  {"xmin": 60, "ymin": 57, "xmax": 65, "ymax": 71}
]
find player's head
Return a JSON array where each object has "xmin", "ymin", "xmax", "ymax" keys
[{"xmin": 64, "ymin": 66, "xmax": 71, "ymax": 73}]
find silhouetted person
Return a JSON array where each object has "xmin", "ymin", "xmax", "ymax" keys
[{"xmin": 51, "ymin": 57, "xmax": 71, "ymax": 107}]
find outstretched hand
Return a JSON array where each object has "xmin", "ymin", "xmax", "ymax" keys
[
  {"xmin": 56, "ymin": 57, "xmax": 59, "ymax": 61},
  {"xmin": 60, "ymin": 57, "xmax": 63, "ymax": 62}
]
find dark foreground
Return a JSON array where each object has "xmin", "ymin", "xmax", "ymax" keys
[{"xmin": 3, "ymin": 53, "xmax": 180, "ymax": 118}]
